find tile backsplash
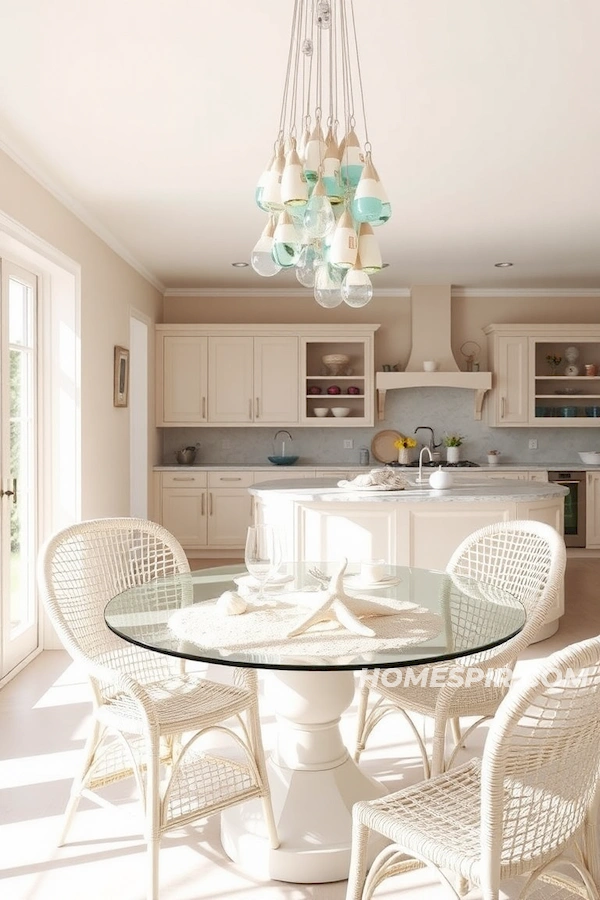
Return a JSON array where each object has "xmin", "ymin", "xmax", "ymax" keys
[{"xmin": 161, "ymin": 388, "xmax": 598, "ymax": 467}]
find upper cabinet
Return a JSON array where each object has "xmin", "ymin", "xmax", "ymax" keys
[
  {"xmin": 484, "ymin": 324, "xmax": 600, "ymax": 427},
  {"xmin": 208, "ymin": 334, "xmax": 298, "ymax": 424},
  {"xmin": 156, "ymin": 324, "xmax": 378, "ymax": 427}
]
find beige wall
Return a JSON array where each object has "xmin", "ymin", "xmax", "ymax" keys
[
  {"xmin": 0, "ymin": 149, "xmax": 163, "ymax": 518},
  {"xmin": 163, "ymin": 291, "xmax": 600, "ymax": 372}
]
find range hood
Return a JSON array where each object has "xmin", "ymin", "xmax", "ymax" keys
[{"xmin": 376, "ymin": 286, "xmax": 492, "ymax": 420}]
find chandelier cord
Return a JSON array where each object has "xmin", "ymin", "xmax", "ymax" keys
[
  {"xmin": 347, "ymin": 0, "xmax": 369, "ymax": 146},
  {"xmin": 278, "ymin": 0, "xmax": 301, "ymax": 139}
]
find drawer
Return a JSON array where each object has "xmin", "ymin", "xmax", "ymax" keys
[
  {"xmin": 162, "ymin": 471, "xmax": 207, "ymax": 488},
  {"xmin": 208, "ymin": 471, "xmax": 254, "ymax": 488}
]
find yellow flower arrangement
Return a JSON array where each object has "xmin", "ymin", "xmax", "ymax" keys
[{"xmin": 394, "ymin": 435, "xmax": 417, "ymax": 449}]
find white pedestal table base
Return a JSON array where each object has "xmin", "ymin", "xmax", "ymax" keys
[{"xmin": 221, "ymin": 669, "xmax": 386, "ymax": 883}]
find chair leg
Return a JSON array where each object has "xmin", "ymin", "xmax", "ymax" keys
[
  {"xmin": 58, "ymin": 719, "xmax": 103, "ymax": 845},
  {"xmin": 246, "ymin": 701, "xmax": 280, "ymax": 849},
  {"xmin": 354, "ymin": 680, "xmax": 371, "ymax": 762},
  {"xmin": 345, "ymin": 818, "xmax": 371, "ymax": 900},
  {"xmin": 145, "ymin": 732, "xmax": 161, "ymax": 900},
  {"xmin": 450, "ymin": 717, "xmax": 462, "ymax": 748}
]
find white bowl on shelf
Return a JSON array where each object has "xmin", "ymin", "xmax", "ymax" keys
[
  {"xmin": 578, "ymin": 451, "xmax": 600, "ymax": 465},
  {"xmin": 313, "ymin": 408, "xmax": 330, "ymax": 417},
  {"xmin": 322, "ymin": 353, "xmax": 350, "ymax": 376},
  {"xmin": 331, "ymin": 407, "xmax": 351, "ymax": 417}
]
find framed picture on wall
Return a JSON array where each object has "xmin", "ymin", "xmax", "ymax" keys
[{"xmin": 113, "ymin": 345, "xmax": 129, "ymax": 407}]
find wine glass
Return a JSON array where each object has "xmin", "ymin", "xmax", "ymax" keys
[{"xmin": 244, "ymin": 525, "xmax": 282, "ymax": 602}]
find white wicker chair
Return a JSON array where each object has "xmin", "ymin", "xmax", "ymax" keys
[
  {"xmin": 346, "ymin": 633, "xmax": 600, "ymax": 900},
  {"xmin": 38, "ymin": 517, "xmax": 279, "ymax": 900},
  {"xmin": 354, "ymin": 520, "xmax": 567, "ymax": 777}
]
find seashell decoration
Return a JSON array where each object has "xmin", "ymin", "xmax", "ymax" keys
[{"xmin": 216, "ymin": 590, "xmax": 248, "ymax": 616}]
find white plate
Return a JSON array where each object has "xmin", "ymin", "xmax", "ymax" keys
[
  {"xmin": 233, "ymin": 573, "xmax": 294, "ymax": 591},
  {"xmin": 344, "ymin": 573, "xmax": 401, "ymax": 590}
]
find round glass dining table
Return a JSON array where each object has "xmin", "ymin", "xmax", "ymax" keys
[{"xmin": 105, "ymin": 561, "xmax": 524, "ymax": 884}]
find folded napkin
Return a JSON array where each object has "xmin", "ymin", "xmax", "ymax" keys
[{"xmin": 337, "ymin": 468, "xmax": 409, "ymax": 491}]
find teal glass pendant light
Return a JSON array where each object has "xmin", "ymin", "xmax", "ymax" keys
[{"xmin": 250, "ymin": 0, "xmax": 391, "ymax": 308}]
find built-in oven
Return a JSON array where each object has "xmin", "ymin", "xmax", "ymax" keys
[{"xmin": 547, "ymin": 471, "xmax": 586, "ymax": 547}]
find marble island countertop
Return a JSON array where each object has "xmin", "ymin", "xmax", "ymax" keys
[{"xmin": 249, "ymin": 476, "xmax": 569, "ymax": 503}]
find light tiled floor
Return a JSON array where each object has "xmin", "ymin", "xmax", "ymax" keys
[{"xmin": 1, "ymin": 557, "xmax": 599, "ymax": 900}]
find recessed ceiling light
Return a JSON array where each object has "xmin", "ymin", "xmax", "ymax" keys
[
  {"xmin": 231, "ymin": 261, "xmax": 249, "ymax": 268},
  {"xmin": 494, "ymin": 261, "xmax": 514, "ymax": 268}
]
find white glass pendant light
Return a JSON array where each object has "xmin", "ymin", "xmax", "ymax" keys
[
  {"xmin": 322, "ymin": 127, "xmax": 344, "ymax": 204},
  {"xmin": 272, "ymin": 210, "xmax": 302, "ymax": 267},
  {"xmin": 304, "ymin": 122, "xmax": 327, "ymax": 183},
  {"xmin": 255, "ymin": 152, "xmax": 275, "ymax": 212},
  {"xmin": 251, "ymin": 0, "xmax": 391, "ymax": 308},
  {"xmin": 340, "ymin": 128, "xmax": 363, "ymax": 188},
  {"xmin": 329, "ymin": 209, "xmax": 358, "ymax": 269},
  {"xmin": 314, "ymin": 263, "xmax": 344, "ymax": 308},
  {"xmin": 261, "ymin": 144, "xmax": 286, "ymax": 212},
  {"xmin": 342, "ymin": 256, "xmax": 373, "ymax": 307},
  {"xmin": 303, "ymin": 176, "xmax": 335, "ymax": 238},
  {"xmin": 357, "ymin": 223, "xmax": 382, "ymax": 274},
  {"xmin": 251, "ymin": 217, "xmax": 282, "ymax": 277},
  {"xmin": 296, "ymin": 244, "xmax": 319, "ymax": 287},
  {"xmin": 281, "ymin": 139, "xmax": 309, "ymax": 207}
]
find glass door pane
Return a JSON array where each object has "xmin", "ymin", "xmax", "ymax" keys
[{"xmin": 1, "ymin": 262, "xmax": 38, "ymax": 677}]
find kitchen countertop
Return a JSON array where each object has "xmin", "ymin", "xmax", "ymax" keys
[
  {"xmin": 154, "ymin": 463, "xmax": 596, "ymax": 471},
  {"xmin": 249, "ymin": 477, "xmax": 569, "ymax": 503}
]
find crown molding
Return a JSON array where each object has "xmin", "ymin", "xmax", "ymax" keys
[
  {"xmin": 452, "ymin": 287, "xmax": 600, "ymax": 298},
  {"xmin": 164, "ymin": 285, "xmax": 600, "ymax": 299},
  {"xmin": 0, "ymin": 137, "xmax": 165, "ymax": 293},
  {"xmin": 163, "ymin": 287, "xmax": 412, "ymax": 298}
]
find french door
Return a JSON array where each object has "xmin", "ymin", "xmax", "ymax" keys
[{"xmin": 0, "ymin": 260, "xmax": 39, "ymax": 678}]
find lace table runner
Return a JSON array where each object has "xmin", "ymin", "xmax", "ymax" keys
[{"xmin": 169, "ymin": 592, "xmax": 442, "ymax": 660}]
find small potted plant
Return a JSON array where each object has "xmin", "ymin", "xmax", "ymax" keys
[
  {"xmin": 393, "ymin": 435, "xmax": 417, "ymax": 465},
  {"xmin": 442, "ymin": 433, "xmax": 464, "ymax": 464},
  {"xmin": 487, "ymin": 449, "xmax": 501, "ymax": 466}
]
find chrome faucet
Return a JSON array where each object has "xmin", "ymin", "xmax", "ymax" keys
[
  {"xmin": 416, "ymin": 446, "xmax": 433, "ymax": 484},
  {"xmin": 414, "ymin": 426, "xmax": 441, "ymax": 452},
  {"xmin": 274, "ymin": 430, "xmax": 293, "ymax": 458}
]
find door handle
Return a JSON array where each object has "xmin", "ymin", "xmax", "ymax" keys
[
  {"xmin": 209, "ymin": 493, "xmax": 213, "ymax": 516},
  {"xmin": 202, "ymin": 396, "xmax": 206, "ymax": 419},
  {"xmin": 2, "ymin": 479, "xmax": 16, "ymax": 504},
  {"xmin": 249, "ymin": 399, "xmax": 252, "ymax": 420},
  {"xmin": 255, "ymin": 397, "xmax": 260, "ymax": 418},
  {"xmin": 501, "ymin": 396, "xmax": 506, "ymax": 418},
  {"xmin": 201, "ymin": 492, "xmax": 205, "ymax": 516}
]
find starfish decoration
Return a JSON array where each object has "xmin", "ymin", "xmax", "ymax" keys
[{"xmin": 285, "ymin": 558, "xmax": 400, "ymax": 638}]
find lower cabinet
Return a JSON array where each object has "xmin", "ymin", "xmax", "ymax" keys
[
  {"xmin": 157, "ymin": 471, "xmax": 254, "ymax": 551},
  {"xmin": 586, "ymin": 472, "xmax": 600, "ymax": 548}
]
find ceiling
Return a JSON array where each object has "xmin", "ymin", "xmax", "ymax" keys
[{"xmin": 1, "ymin": 0, "xmax": 600, "ymax": 293}]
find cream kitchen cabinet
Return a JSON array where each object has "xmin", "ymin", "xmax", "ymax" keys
[
  {"xmin": 484, "ymin": 330, "xmax": 528, "ymax": 426},
  {"xmin": 156, "ymin": 470, "xmax": 254, "ymax": 551},
  {"xmin": 160, "ymin": 471, "xmax": 208, "ymax": 548},
  {"xmin": 484, "ymin": 324, "xmax": 600, "ymax": 427},
  {"xmin": 586, "ymin": 472, "xmax": 600, "ymax": 548},
  {"xmin": 208, "ymin": 335, "xmax": 298, "ymax": 424},
  {"xmin": 156, "ymin": 335, "xmax": 208, "ymax": 425},
  {"xmin": 156, "ymin": 326, "xmax": 298, "ymax": 427}
]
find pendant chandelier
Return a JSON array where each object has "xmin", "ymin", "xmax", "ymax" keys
[{"xmin": 252, "ymin": 0, "xmax": 391, "ymax": 308}]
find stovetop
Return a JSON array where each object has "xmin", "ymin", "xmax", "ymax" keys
[{"xmin": 386, "ymin": 460, "xmax": 481, "ymax": 468}]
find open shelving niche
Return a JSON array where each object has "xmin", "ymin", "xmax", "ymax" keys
[
  {"xmin": 533, "ymin": 340, "xmax": 600, "ymax": 425},
  {"xmin": 301, "ymin": 329, "xmax": 378, "ymax": 426}
]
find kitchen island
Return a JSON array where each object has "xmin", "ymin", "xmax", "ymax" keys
[{"xmin": 251, "ymin": 475, "xmax": 568, "ymax": 639}]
